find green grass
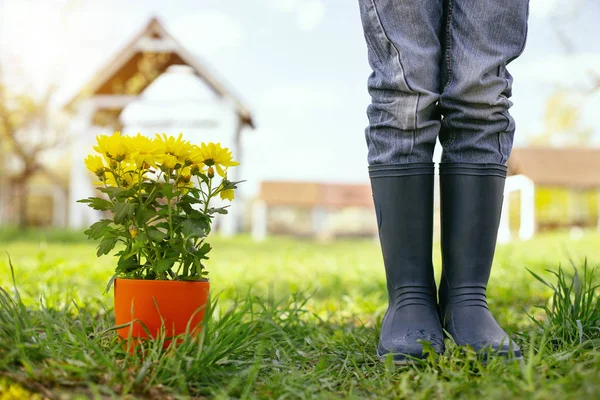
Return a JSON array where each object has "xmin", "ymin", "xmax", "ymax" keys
[{"xmin": 0, "ymin": 231, "xmax": 599, "ymax": 399}]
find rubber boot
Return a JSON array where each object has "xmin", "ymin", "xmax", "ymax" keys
[
  {"xmin": 370, "ymin": 163, "xmax": 444, "ymax": 363},
  {"xmin": 439, "ymin": 163, "xmax": 522, "ymax": 359}
]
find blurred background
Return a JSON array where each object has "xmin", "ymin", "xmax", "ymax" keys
[{"xmin": 0, "ymin": 0, "xmax": 599, "ymax": 242}]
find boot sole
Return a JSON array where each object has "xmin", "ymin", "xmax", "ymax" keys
[
  {"xmin": 377, "ymin": 348, "xmax": 522, "ymax": 365},
  {"xmin": 376, "ymin": 351, "xmax": 425, "ymax": 365}
]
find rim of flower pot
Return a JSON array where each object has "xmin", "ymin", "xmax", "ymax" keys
[{"xmin": 114, "ymin": 278, "xmax": 210, "ymax": 287}]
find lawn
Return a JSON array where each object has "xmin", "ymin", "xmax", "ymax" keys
[{"xmin": 0, "ymin": 230, "xmax": 599, "ymax": 399}]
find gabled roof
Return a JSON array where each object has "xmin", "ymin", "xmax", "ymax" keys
[
  {"xmin": 65, "ymin": 17, "xmax": 254, "ymax": 128},
  {"xmin": 508, "ymin": 147, "xmax": 600, "ymax": 188}
]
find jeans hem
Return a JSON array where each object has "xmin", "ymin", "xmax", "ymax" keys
[
  {"xmin": 438, "ymin": 163, "xmax": 507, "ymax": 178},
  {"xmin": 369, "ymin": 163, "xmax": 435, "ymax": 178}
]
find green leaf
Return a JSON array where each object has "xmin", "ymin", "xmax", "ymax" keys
[
  {"xmin": 97, "ymin": 237, "xmax": 119, "ymax": 257},
  {"xmin": 155, "ymin": 222, "xmax": 170, "ymax": 230},
  {"xmin": 181, "ymin": 193, "xmax": 202, "ymax": 204},
  {"xmin": 192, "ymin": 257, "xmax": 205, "ymax": 276},
  {"xmin": 147, "ymin": 228, "xmax": 168, "ymax": 242},
  {"xmin": 181, "ymin": 202, "xmax": 193, "ymax": 214},
  {"xmin": 189, "ymin": 210, "xmax": 211, "ymax": 221},
  {"xmin": 97, "ymin": 186, "xmax": 133, "ymax": 200},
  {"xmin": 104, "ymin": 273, "xmax": 118, "ymax": 294},
  {"xmin": 135, "ymin": 207, "xmax": 155, "ymax": 226},
  {"xmin": 208, "ymin": 207, "xmax": 229, "ymax": 215},
  {"xmin": 198, "ymin": 173, "xmax": 209, "ymax": 185},
  {"xmin": 219, "ymin": 179, "xmax": 245, "ymax": 191},
  {"xmin": 117, "ymin": 256, "xmax": 139, "ymax": 273},
  {"xmin": 182, "ymin": 219, "xmax": 207, "ymax": 238},
  {"xmin": 113, "ymin": 202, "xmax": 136, "ymax": 224},
  {"xmin": 197, "ymin": 242, "xmax": 212, "ymax": 256},
  {"xmin": 157, "ymin": 207, "xmax": 171, "ymax": 217},
  {"xmin": 84, "ymin": 219, "xmax": 113, "ymax": 239},
  {"xmin": 77, "ymin": 197, "xmax": 112, "ymax": 211},
  {"xmin": 156, "ymin": 259, "xmax": 174, "ymax": 273}
]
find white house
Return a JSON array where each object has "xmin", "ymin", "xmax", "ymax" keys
[{"xmin": 64, "ymin": 17, "xmax": 254, "ymax": 235}]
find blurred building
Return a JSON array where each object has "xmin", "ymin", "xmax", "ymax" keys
[
  {"xmin": 63, "ymin": 17, "xmax": 254, "ymax": 234},
  {"xmin": 501, "ymin": 147, "xmax": 600, "ymax": 240},
  {"xmin": 251, "ymin": 147, "xmax": 600, "ymax": 241},
  {"xmin": 251, "ymin": 181, "xmax": 376, "ymax": 241}
]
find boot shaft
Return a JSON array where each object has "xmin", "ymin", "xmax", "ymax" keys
[
  {"xmin": 369, "ymin": 163, "xmax": 436, "ymax": 292},
  {"xmin": 438, "ymin": 163, "xmax": 507, "ymax": 308}
]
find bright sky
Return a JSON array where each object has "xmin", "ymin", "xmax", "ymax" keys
[{"xmin": 1, "ymin": 0, "xmax": 599, "ymax": 194}]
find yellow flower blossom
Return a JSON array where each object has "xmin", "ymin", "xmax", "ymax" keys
[
  {"xmin": 160, "ymin": 154, "xmax": 180, "ymax": 169},
  {"xmin": 219, "ymin": 188, "xmax": 235, "ymax": 201},
  {"xmin": 129, "ymin": 224, "xmax": 139, "ymax": 239},
  {"xmin": 189, "ymin": 142, "xmax": 239, "ymax": 178},
  {"xmin": 84, "ymin": 155, "xmax": 106, "ymax": 177},
  {"xmin": 93, "ymin": 132, "xmax": 128, "ymax": 161},
  {"xmin": 0, "ymin": 378, "xmax": 42, "ymax": 400},
  {"xmin": 155, "ymin": 133, "xmax": 192, "ymax": 168},
  {"xmin": 126, "ymin": 133, "xmax": 160, "ymax": 168}
]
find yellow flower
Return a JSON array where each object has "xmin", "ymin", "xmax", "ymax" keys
[
  {"xmin": 84, "ymin": 155, "xmax": 106, "ymax": 177},
  {"xmin": 93, "ymin": 132, "xmax": 128, "ymax": 161},
  {"xmin": 219, "ymin": 188, "xmax": 235, "ymax": 201},
  {"xmin": 189, "ymin": 142, "xmax": 239, "ymax": 177},
  {"xmin": 126, "ymin": 133, "xmax": 160, "ymax": 168},
  {"xmin": 0, "ymin": 378, "xmax": 42, "ymax": 400},
  {"xmin": 155, "ymin": 133, "xmax": 192, "ymax": 168},
  {"xmin": 103, "ymin": 171, "xmax": 120, "ymax": 188},
  {"xmin": 129, "ymin": 224, "xmax": 139, "ymax": 239},
  {"xmin": 160, "ymin": 154, "xmax": 179, "ymax": 169}
]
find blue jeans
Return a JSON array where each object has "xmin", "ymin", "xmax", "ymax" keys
[{"xmin": 359, "ymin": 0, "xmax": 529, "ymax": 165}]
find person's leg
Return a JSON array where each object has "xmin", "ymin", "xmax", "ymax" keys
[
  {"xmin": 439, "ymin": 0, "xmax": 529, "ymax": 163},
  {"xmin": 359, "ymin": 0, "xmax": 443, "ymax": 165},
  {"xmin": 358, "ymin": 0, "xmax": 444, "ymax": 362},
  {"xmin": 438, "ymin": 0, "xmax": 529, "ymax": 358}
]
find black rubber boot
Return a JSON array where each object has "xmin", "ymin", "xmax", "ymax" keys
[
  {"xmin": 370, "ymin": 163, "xmax": 444, "ymax": 363},
  {"xmin": 439, "ymin": 163, "xmax": 522, "ymax": 359}
]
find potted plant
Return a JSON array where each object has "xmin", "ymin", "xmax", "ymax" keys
[{"xmin": 79, "ymin": 132, "xmax": 240, "ymax": 347}]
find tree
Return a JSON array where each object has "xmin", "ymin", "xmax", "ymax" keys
[
  {"xmin": 529, "ymin": 90, "xmax": 593, "ymax": 147},
  {"xmin": 528, "ymin": 0, "xmax": 599, "ymax": 146},
  {"xmin": 0, "ymin": 83, "xmax": 66, "ymax": 227}
]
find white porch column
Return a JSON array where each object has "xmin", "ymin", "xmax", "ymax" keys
[
  {"xmin": 52, "ymin": 186, "xmax": 67, "ymax": 227},
  {"xmin": 68, "ymin": 100, "xmax": 103, "ymax": 228},
  {"xmin": 500, "ymin": 175, "xmax": 535, "ymax": 243},
  {"xmin": 498, "ymin": 190, "xmax": 511, "ymax": 244},
  {"xmin": 519, "ymin": 178, "xmax": 535, "ymax": 240},
  {"xmin": 251, "ymin": 200, "xmax": 267, "ymax": 241},
  {"xmin": 312, "ymin": 206, "xmax": 328, "ymax": 240}
]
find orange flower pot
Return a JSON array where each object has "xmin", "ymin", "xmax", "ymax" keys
[{"xmin": 114, "ymin": 278, "xmax": 210, "ymax": 348}]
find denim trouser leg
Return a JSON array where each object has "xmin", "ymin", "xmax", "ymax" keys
[
  {"xmin": 358, "ymin": 0, "xmax": 443, "ymax": 165},
  {"xmin": 359, "ymin": 0, "xmax": 529, "ymax": 166},
  {"xmin": 439, "ymin": 0, "xmax": 529, "ymax": 165}
]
